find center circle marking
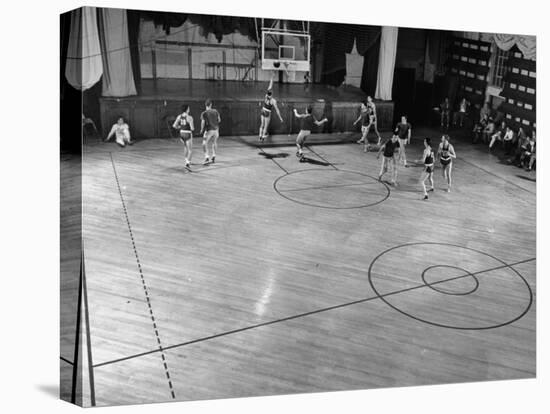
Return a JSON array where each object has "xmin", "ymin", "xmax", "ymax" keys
[
  {"xmin": 421, "ymin": 265, "xmax": 480, "ymax": 296},
  {"xmin": 273, "ymin": 169, "xmax": 390, "ymax": 209}
]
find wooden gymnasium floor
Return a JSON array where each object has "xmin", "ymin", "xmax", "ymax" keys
[{"xmin": 62, "ymin": 128, "xmax": 536, "ymax": 406}]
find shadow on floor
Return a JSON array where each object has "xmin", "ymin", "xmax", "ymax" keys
[{"xmin": 258, "ymin": 152, "xmax": 290, "ymax": 159}]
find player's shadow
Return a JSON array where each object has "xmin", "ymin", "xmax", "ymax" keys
[
  {"xmin": 299, "ymin": 156, "xmax": 331, "ymax": 166},
  {"xmin": 259, "ymin": 152, "xmax": 290, "ymax": 159}
]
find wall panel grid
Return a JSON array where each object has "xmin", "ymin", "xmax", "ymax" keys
[
  {"xmin": 446, "ymin": 37, "xmax": 492, "ymax": 107},
  {"xmin": 500, "ymin": 46, "xmax": 536, "ymax": 131}
]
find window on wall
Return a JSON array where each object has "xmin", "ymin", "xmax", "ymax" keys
[{"xmin": 491, "ymin": 48, "xmax": 510, "ymax": 88}]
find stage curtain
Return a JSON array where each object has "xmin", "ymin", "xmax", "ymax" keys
[
  {"xmin": 65, "ymin": 7, "xmax": 103, "ymax": 91},
  {"xmin": 127, "ymin": 10, "xmax": 142, "ymax": 94},
  {"xmin": 493, "ymin": 34, "xmax": 536, "ymax": 60},
  {"xmin": 98, "ymin": 8, "xmax": 137, "ymax": 97},
  {"xmin": 140, "ymin": 12, "xmax": 258, "ymax": 42},
  {"xmin": 322, "ymin": 24, "xmax": 381, "ymax": 87},
  {"xmin": 375, "ymin": 26, "xmax": 398, "ymax": 101}
]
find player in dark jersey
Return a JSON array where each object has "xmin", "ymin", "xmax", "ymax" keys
[
  {"xmin": 436, "ymin": 134, "xmax": 456, "ymax": 192},
  {"xmin": 293, "ymin": 105, "xmax": 328, "ymax": 161},
  {"xmin": 418, "ymin": 137, "xmax": 435, "ymax": 200},
  {"xmin": 200, "ymin": 99, "xmax": 221, "ymax": 165},
  {"xmin": 394, "ymin": 116, "xmax": 412, "ymax": 167},
  {"xmin": 353, "ymin": 97, "xmax": 381, "ymax": 152},
  {"xmin": 377, "ymin": 134, "xmax": 400, "ymax": 185},
  {"xmin": 259, "ymin": 76, "xmax": 283, "ymax": 142},
  {"xmin": 172, "ymin": 104, "xmax": 194, "ymax": 170}
]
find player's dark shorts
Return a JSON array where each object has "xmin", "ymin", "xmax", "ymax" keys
[
  {"xmin": 440, "ymin": 157, "xmax": 451, "ymax": 166},
  {"xmin": 179, "ymin": 130, "xmax": 192, "ymax": 141},
  {"xmin": 424, "ymin": 164, "xmax": 434, "ymax": 173},
  {"xmin": 261, "ymin": 109, "xmax": 272, "ymax": 118}
]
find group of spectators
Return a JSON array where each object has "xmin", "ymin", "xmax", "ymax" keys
[
  {"xmin": 472, "ymin": 105, "xmax": 536, "ymax": 171},
  {"xmin": 440, "ymin": 97, "xmax": 536, "ymax": 172}
]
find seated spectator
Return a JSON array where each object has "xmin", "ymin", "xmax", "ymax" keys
[
  {"xmin": 479, "ymin": 102, "xmax": 491, "ymax": 120},
  {"xmin": 502, "ymin": 126, "xmax": 515, "ymax": 155},
  {"xmin": 489, "ymin": 120, "xmax": 507, "ymax": 150},
  {"xmin": 473, "ymin": 113, "xmax": 489, "ymax": 143},
  {"xmin": 105, "ymin": 116, "xmax": 133, "ymax": 147},
  {"xmin": 483, "ymin": 118, "xmax": 496, "ymax": 144},
  {"xmin": 519, "ymin": 131, "xmax": 536, "ymax": 170},
  {"xmin": 511, "ymin": 126, "xmax": 529, "ymax": 165}
]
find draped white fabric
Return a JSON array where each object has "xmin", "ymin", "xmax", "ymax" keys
[
  {"xmin": 99, "ymin": 8, "xmax": 137, "ymax": 97},
  {"xmin": 493, "ymin": 34, "xmax": 536, "ymax": 60},
  {"xmin": 375, "ymin": 26, "xmax": 398, "ymax": 101},
  {"xmin": 65, "ymin": 7, "xmax": 103, "ymax": 91},
  {"xmin": 345, "ymin": 41, "xmax": 364, "ymax": 88}
]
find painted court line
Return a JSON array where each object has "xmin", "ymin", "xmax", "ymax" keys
[{"xmin": 93, "ymin": 256, "xmax": 535, "ymax": 369}]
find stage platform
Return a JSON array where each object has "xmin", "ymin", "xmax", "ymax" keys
[{"xmin": 98, "ymin": 79, "xmax": 394, "ymax": 139}]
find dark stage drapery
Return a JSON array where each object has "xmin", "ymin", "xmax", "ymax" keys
[
  {"xmin": 320, "ymin": 24, "xmax": 381, "ymax": 92},
  {"xmin": 137, "ymin": 11, "xmax": 260, "ymax": 43}
]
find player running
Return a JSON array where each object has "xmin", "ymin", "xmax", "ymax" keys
[
  {"xmin": 418, "ymin": 138, "xmax": 435, "ymax": 200},
  {"xmin": 293, "ymin": 105, "xmax": 328, "ymax": 162},
  {"xmin": 172, "ymin": 104, "xmax": 194, "ymax": 170}
]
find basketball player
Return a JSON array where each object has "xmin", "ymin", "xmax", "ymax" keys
[
  {"xmin": 377, "ymin": 134, "xmax": 400, "ymax": 186},
  {"xmin": 172, "ymin": 105, "xmax": 194, "ymax": 170},
  {"xmin": 353, "ymin": 101, "xmax": 370, "ymax": 145},
  {"xmin": 105, "ymin": 116, "xmax": 133, "ymax": 147},
  {"xmin": 418, "ymin": 138, "xmax": 435, "ymax": 200},
  {"xmin": 366, "ymin": 96, "xmax": 382, "ymax": 146},
  {"xmin": 259, "ymin": 76, "xmax": 283, "ymax": 141},
  {"xmin": 437, "ymin": 134, "xmax": 456, "ymax": 192},
  {"xmin": 394, "ymin": 115, "xmax": 412, "ymax": 167},
  {"xmin": 200, "ymin": 99, "xmax": 221, "ymax": 164},
  {"xmin": 293, "ymin": 106, "xmax": 328, "ymax": 161}
]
